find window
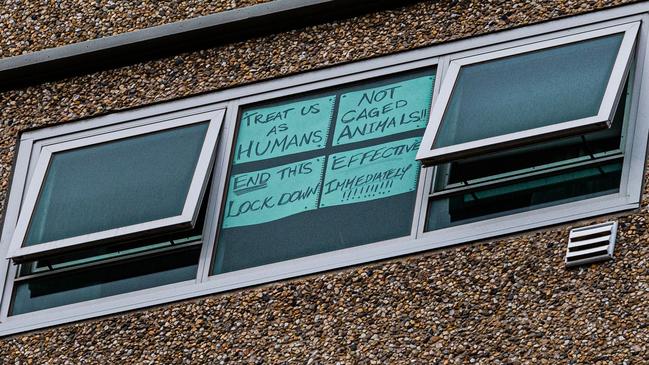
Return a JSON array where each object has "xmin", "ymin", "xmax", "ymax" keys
[
  {"xmin": 8, "ymin": 112, "xmax": 223, "ymax": 262},
  {"xmin": 3, "ymin": 110, "xmax": 224, "ymax": 316},
  {"xmin": 415, "ymin": 24, "xmax": 640, "ymax": 232},
  {"xmin": 10, "ymin": 233, "xmax": 203, "ymax": 315},
  {"xmin": 212, "ymin": 69, "xmax": 435, "ymax": 274},
  {"xmin": 416, "ymin": 23, "xmax": 639, "ymax": 164},
  {"xmin": 0, "ymin": 12, "xmax": 648, "ymax": 335},
  {"xmin": 426, "ymin": 78, "xmax": 630, "ymax": 230}
]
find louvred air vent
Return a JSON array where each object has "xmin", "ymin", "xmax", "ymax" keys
[{"xmin": 565, "ymin": 221, "xmax": 617, "ymax": 267}]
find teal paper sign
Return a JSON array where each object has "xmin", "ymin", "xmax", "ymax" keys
[
  {"xmin": 320, "ymin": 137, "xmax": 422, "ymax": 207},
  {"xmin": 234, "ymin": 95, "xmax": 335, "ymax": 164},
  {"xmin": 332, "ymin": 75, "xmax": 434, "ymax": 146},
  {"xmin": 222, "ymin": 157, "xmax": 325, "ymax": 228}
]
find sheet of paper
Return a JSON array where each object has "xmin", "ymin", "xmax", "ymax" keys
[
  {"xmin": 222, "ymin": 157, "xmax": 326, "ymax": 228},
  {"xmin": 320, "ymin": 137, "xmax": 422, "ymax": 208},
  {"xmin": 332, "ymin": 75, "xmax": 434, "ymax": 146},
  {"xmin": 234, "ymin": 95, "xmax": 335, "ymax": 164}
]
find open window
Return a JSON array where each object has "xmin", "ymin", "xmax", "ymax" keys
[
  {"xmin": 7, "ymin": 110, "xmax": 224, "ymax": 263},
  {"xmin": 1, "ymin": 11, "xmax": 648, "ymax": 335},
  {"xmin": 425, "ymin": 76, "xmax": 631, "ymax": 230},
  {"xmin": 416, "ymin": 23, "xmax": 639, "ymax": 165}
]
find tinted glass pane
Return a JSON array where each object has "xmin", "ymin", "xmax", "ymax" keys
[
  {"xmin": 426, "ymin": 160, "xmax": 622, "ymax": 230},
  {"xmin": 10, "ymin": 246, "xmax": 200, "ymax": 315},
  {"xmin": 26, "ymin": 122, "xmax": 209, "ymax": 246},
  {"xmin": 433, "ymin": 34, "xmax": 624, "ymax": 148},
  {"xmin": 21, "ymin": 233, "xmax": 201, "ymax": 275},
  {"xmin": 438, "ymin": 81, "xmax": 628, "ymax": 187},
  {"xmin": 213, "ymin": 69, "xmax": 435, "ymax": 274}
]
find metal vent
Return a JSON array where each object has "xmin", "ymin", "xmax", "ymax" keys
[{"xmin": 565, "ymin": 221, "xmax": 617, "ymax": 267}]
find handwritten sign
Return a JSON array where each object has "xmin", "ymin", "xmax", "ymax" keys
[
  {"xmin": 222, "ymin": 157, "xmax": 325, "ymax": 228},
  {"xmin": 234, "ymin": 96, "xmax": 335, "ymax": 164},
  {"xmin": 320, "ymin": 137, "xmax": 422, "ymax": 207},
  {"xmin": 332, "ymin": 75, "xmax": 434, "ymax": 146}
]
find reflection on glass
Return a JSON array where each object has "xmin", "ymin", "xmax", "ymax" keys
[
  {"xmin": 426, "ymin": 160, "xmax": 622, "ymax": 231},
  {"xmin": 11, "ymin": 246, "xmax": 200, "ymax": 315},
  {"xmin": 434, "ymin": 34, "xmax": 624, "ymax": 148},
  {"xmin": 12, "ymin": 202, "xmax": 208, "ymax": 314},
  {"xmin": 26, "ymin": 123, "xmax": 209, "ymax": 246},
  {"xmin": 436, "ymin": 81, "xmax": 628, "ymax": 189}
]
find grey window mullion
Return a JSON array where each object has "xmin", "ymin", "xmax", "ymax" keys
[
  {"xmin": 197, "ymin": 100, "xmax": 242, "ymax": 283},
  {"xmin": 414, "ymin": 55, "xmax": 452, "ymax": 238}
]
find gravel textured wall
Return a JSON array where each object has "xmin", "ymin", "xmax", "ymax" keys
[
  {"xmin": 0, "ymin": 0, "xmax": 648, "ymax": 363},
  {"xmin": 3, "ymin": 213, "xmax": 649, "ymax": 364},
  {"xmin": 0, "ymin": 0, "xmax": 270, "ymax": 58}
]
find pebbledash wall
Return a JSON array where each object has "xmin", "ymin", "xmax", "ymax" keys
[{"xmin": 1, "ymin": 0, "xmax": 649, "ymax": 363}]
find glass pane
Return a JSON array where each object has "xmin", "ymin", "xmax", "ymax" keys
[
  {"xmin": 433, "ymin": 33, "xmax": 624, "ymax": 148},
  {"xmin": 426, "ymin": 160, "xmax": 622, "ymax": 231},
  {"xmin": 213, "ymin": 69, "xmax": 435, "ymax": 274},
  {"xmin": 10, "ymin": 246, "xmax": 200, "ymax": 315},
  {"xmin": 22, "ymin": 198, "xmax": 207, "ymax": 275},
  {"xmin": 21, "ymin": 233, "xmax": 201, "ymax": 275},
  {"xmin": 437, "ymin": 80, "xmax": 628, "ymax": 188},
  {"xmin": 427, "ymin": 77, "xmax": 629, "ymax": 232},
  {"xmin": 26, "ymin": 122, "xmax": 209, "ymax": 246}
]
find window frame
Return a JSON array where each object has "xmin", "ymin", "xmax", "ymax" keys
[
  {"xmin": 202, "ymin": 61, "xmax": 440, "ymax": 279},
  {"xmin": 416, "ymin": 22, "xmax": 640, "ymax": 165},
  {"xmin": 6, "ymin": 111, "xmax": 225, "ymax": 263},
  {"xmin": 0, "ymin": 8, "xmax": 648, "ymax": 336}
]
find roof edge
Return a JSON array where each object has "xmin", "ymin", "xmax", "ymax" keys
[{"xmin": 0, "ymin": 0, "xmax": 417, "ymax": 91}]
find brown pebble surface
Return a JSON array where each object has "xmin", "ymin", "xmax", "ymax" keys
[
  {"xmin": 0, "ymin": 212, "xmax": 648, "ymax": 364},
  {"xmin": 0, "ymin": 0, "xmax": 648, "ymax": 363},
  {"xmin": 0, "ymin": 0, "xmax": 271, "ymax": 58}
]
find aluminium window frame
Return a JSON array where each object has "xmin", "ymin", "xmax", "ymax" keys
[
  {"xmin": 0, "ymin": 7, "xmax": 647, "ymax": 336},
  {"xmin": 426, "ymin": 65, "xmax": 636, "ymax": 213},
  {"xmin": 416, "ymin": 22, "xmax": 640, "ymax": 165},
  {"xmin": 6, "ymin": 110, "xmax": 225, "ymax": 263}
]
